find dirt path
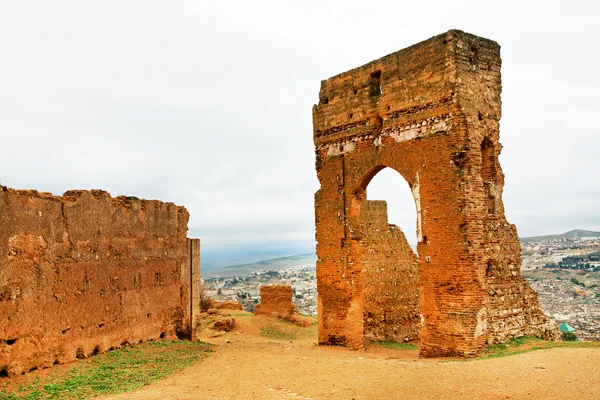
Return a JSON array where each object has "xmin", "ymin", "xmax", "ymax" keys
[{"xmin": 99, "ymin": 315, "xmax": 600, "ymax": 400}]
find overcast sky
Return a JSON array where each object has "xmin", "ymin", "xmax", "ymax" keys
[{"xmin": 1, "ymin": 1, "xmax": 598, "ymax": 255}]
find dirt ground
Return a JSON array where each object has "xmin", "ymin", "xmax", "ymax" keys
[{"xmin": 98, "ymin": 313, "xmax": 600, "ymax": 400}]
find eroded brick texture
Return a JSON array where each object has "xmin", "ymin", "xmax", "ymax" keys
[
  {"xmin": 254, "ymin": 285, "xmax": 295, "ymax": 319},
  {"xmin": 359, "ymin": 200, "xmax": 420, "ymax": 342},
  {"xmin": 313, "ymin": 30, "xmax": 558, "ymax": 357},
  {"xmin": 0, "ymin": 188, "xmax": 196, "ymax": 375}
]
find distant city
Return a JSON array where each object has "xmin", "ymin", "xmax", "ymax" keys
[
  {"xmin": 521, "ymin": 230, "xmax": 600, "ymax": 340},
  {"xmin": 203, "ymin": 229, "xmax": 600, "ymax": 340},
  {"xmin": 204, "ymin": 265, "xmax": 317, "ymax": 315}
]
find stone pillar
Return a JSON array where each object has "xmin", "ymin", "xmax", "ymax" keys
[{"xmin": 189, "ymin": 238, "xmax": 201, "ymax": 332}]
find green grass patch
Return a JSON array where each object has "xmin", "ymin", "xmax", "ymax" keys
[
  {"xmin": 229, "ymin": 313, "xmax": 253, "ymax": 317},
  {"xmin": 483, "ymin": 336, "xmax": 548, "ymax": 359},
  {"xmin": 260, "ymin": 325, "xmax": 299, "ymax": 341},
  {"xmin": 258, "ymin": 315, "xmax": 318, "ymax": 341},
  {"xmin": 0, "ymin": 340, "xmax": 211, "ymax": 399},
  {"xmin": 481, "ymin": 336, "xmax": 600, "ymax": 359},
  {"xmin": 370, "ymin": 341, "xmax": 419, "ymax": 351}
]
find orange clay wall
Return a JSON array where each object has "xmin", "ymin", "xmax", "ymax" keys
[
  {"xmin": 313, "ymin": 30, "xmax": 558, "ymax": 357},
  {"xmin": 0, "ymin": 187, "xmax": 198, "ymax": 376}
]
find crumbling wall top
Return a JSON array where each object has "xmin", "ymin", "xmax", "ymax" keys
[{"xmin": 312, "ymin": 29, "xmax": 501, "ymax": 148}]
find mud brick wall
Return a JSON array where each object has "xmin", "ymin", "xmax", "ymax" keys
[
  {"xmin": 0, "ymin": 188, "xmax": 198, "ymax": 376},
  {"xmin": 313, "ymin": 30, "xmax": 557, "ymax": 357},
  {"xmin": 254, "ymin": 285, "xmax": 295, "ymax": 318},
  {"xmin": 359, "ymin": 201, "xmax": 420, "ymax": 342}
]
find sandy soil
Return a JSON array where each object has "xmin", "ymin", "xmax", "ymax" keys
[{"xmin": 98, "ymin": 314, "xmax": 600, "ymax": 400}]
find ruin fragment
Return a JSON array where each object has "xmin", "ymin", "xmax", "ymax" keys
[{"xmin": 254, "ymin": 285, "xmax": 295, "ymax": 319}]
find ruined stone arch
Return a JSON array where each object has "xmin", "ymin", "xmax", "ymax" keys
[
  {"xmin": 349, "ymin": 165, "xmax": 422, "ymax": 343},
  {"xmin": 349, "ymin": 164, "xmax": 421, "ymax": 248},
  {"xmin": 350, "ymin": 164, "xmax": 414, "ymax": 212},
  {"xmin": 312, "ymin": 30, "xmax": 558, "ymax": 357},
  {"xmin": 354, "ymin": 164, "xmax": 412, "ymax": 197}
]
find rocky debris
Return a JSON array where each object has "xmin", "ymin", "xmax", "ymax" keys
[
  {"xmin": 194, "ymin": 311, "xmax": 239, "ymax": 339},
  {"xmin": 213, "ymin": 318, "xmax": 235, "ymax": 332}
]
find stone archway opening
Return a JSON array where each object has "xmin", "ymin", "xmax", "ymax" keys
[
  {"xmin": 364, "ymin": 167, "xmax": 419, "ymax": 251},
  {"xmin": 353, "ymin": 167, "xmax": 422, "ymax": 344},
  {"xmin": 481, "ymin": 137, "xmax": 498, "ymax": 216}
]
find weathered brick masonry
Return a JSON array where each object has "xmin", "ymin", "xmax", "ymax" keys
[
  {"xmin": 0, "ymin": 187, "xmax": 200, "ymax": 375},
  {"xmin": 313, "ymin": 30, "xmax": 558, "ymax": 357},
  {"xmin": 359, "ymin": 200, "xmax": 420, "ymax": 343}
]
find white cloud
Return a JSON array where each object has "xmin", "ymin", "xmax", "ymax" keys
[{"xmin": 1, "ymin": 1, "xmax": 598, "ymax": 254}]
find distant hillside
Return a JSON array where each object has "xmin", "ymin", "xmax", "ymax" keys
[
  {"xmin": 201, "ymin": 245, "xmax": 315, "ymax": 271},
  {"xmin": 204, "ymin": 252, "xmax": 317, "ymax": 277},
  {"xmin": 203, "ymin": 229, "xmax": 599, "ymax": 275},
  {"xmin": 520, "ymin": 229, "xmax": 600, "ymax": 243}
]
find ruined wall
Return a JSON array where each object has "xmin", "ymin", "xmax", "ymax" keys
[
  {"xmin": 0, "ymin": 187, "xmax": 198, "ymax": 376},
  {"xmin": 254, "ymin": 285, "xmax": 295, "ymax": 319},
  {"xmin": 359, "ymin": 200, "xmax": 420, "ymax": 342},
  {"xmin": 313, "ymin": 30, "xmax": 557, "ymax": 357},
  {"xmin": 484, "ymin": 224, "xmax": 559, "ymax": 343}
]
